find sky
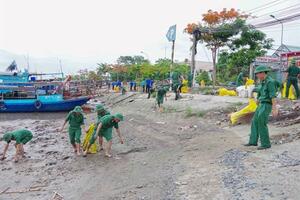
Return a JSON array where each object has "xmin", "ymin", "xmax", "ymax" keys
[{"xmin": 0, "ymin": 0, "xmax": 299, "ymax": 74}]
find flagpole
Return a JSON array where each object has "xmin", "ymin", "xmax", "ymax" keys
[{"xmin": 170, "ymin": 40, "xmax": 175, "ymax": 87}]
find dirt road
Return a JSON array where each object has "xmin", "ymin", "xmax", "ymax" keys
[{"xmin": 0, "ymin": 93, "xmax": 300, "ymax": 200}]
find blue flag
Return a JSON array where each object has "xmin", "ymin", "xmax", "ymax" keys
[{"xmin": 166, "ymin": 25, "xmax": 176, "ymax": 42}]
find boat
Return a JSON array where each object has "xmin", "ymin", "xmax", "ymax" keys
[{"xmin": 0, "ymin": 83, "xmax": 90, "ymax": 112}]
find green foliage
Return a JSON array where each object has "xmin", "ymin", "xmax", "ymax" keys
[
  {"xmin": 117, "ymin": 55, "xmax": 149, "ymax": 65},
  {"xmin": 110, "ymin": 58, "xmax": 189, "ymax": 82},
  {"xmin": 217, "ymin": 27, "xmax": 273, "ymax": 83},
  {"xmin": 96, "ymin": 63, "xmax": 111, "ymax": 76},
  {"xmin": 185, "ymin": 107, "xmax": 206, "ymax": 118},
  {"xmin": 195, "ymin": 71, "xmax": 211, "ymax": 85}
]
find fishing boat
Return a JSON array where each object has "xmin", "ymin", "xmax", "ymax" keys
[{"xmin": 0, "ymin": 82, "xmax": 90, "ymax": 112}]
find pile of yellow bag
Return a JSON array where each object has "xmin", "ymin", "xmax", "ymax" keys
[
  {"xmin": 82, "ymin": 123, "xmax": 98, "ymax": 154},
  {"xmin": 218, "ymin": 88, "xmax": 237, "ymax": 96},
  {"xmin": 282, "ymin": 82, "xmax": 296, "ymax": 100},
  {"xmin": 230, "ymin": 98, "xmax": 257, "ymax": 125},
  {"xmin": 181, "ymin": 79, "xmax": 189, "ymax": 93}
]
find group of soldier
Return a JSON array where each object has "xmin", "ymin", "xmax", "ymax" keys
[{"xmin": 1, "ymin": 59, "xmax": 299, "ymax": 161}]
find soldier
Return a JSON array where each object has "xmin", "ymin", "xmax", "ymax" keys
[{"xmin": 244, "ymin": 66, "xmax": 278, "ymax": 150}]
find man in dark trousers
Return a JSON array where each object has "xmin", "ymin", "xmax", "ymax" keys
[{"xmin": 286, "ymin": 58, "xmax": 300, "ymax": 99}]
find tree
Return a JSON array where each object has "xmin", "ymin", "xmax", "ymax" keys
[
  {"xmin": 217, "ymin": 27, "xmax": 273, "ymax": 82},
  {"xmin": 88, "ymin": 71, "xmax": 101, "ymax": 81},
  {"xmin": 6, "ymin": 60, "xmax": 17, "ymax": 72},
  {"xmin": 185, "ymin": 8, "xmax": 248, "ymax": 87},
  {"xmin": 195, "ymin": 71, "xmax": 211, "ymax": 85},
  {"xmin": 117, "ymin": 55, "xmax": 149, "ymax": 65}
]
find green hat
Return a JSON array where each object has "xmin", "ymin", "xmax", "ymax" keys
[
  {"xmin": 254, "ymin": 65, "xmax": 271, "ymax": 74},
  {"xmin": 73, "ymin": 106, "xmax": 83, "ymax": 113},
  {"xmin": 114, "ymin": 113, "xmax": 124, "ymax": 121},
  {"xmin": 96, "ymin": 104, "xmax": 105, "ymax": 112},
  {"xmin": 2, "ymin": 133, "xmax": 12, "ymax": 143},
  {"xmin": 290, "ymin": 58, "xmax": 296, "ymax": 65}
]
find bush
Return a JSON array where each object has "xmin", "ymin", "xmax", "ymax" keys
[{"xmin": 195, "ymin": 71, "xmax": 212, "ymax": 85}]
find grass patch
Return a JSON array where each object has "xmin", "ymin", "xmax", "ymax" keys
[
  {"xmin": 199, "ymin": 88, "xmax": 213, "ymax": 95},
  {"xmin": 185, "ymin": 107, "xmax": 206, "ymax": 118},
  {"xmin": 224, "ymin": 102, "xmax": 245, "ymax": 113},
  {"xmin": 163, "ymin": 106, "xmax": 177, "ymax": 113}
]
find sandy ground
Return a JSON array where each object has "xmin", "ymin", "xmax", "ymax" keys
[{"xmin": 0, "ymin": 92, "xmax": 300, "ymax": 200}]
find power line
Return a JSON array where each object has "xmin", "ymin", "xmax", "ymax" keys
[
  {"xmin": 248, "ymin": 0, "xmax": 287, "ymax": 14},
  {"xmin": 246, "ymin": 0, "xmax": 283, "ymax": 13},
  {"xmin": 248, "ymin": 3, "xmax": 300, "ymax": 23},
  {"xmin": 252, "ymin": 12, "xmax": 300, "ymax": 28}
]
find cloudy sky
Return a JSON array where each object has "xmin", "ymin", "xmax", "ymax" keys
[{"xmin": 0, "ymin": 0, "xmax": 299, "ymax": 74}]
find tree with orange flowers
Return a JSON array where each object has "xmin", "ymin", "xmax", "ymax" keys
[{"xmin": 185, "ymin": 8, "xmax": 248, "ymax": 87}]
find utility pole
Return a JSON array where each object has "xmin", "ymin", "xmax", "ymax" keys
[
  {"xmin": 270, "ymin": 15, "xmax": 284, "ymax": 70},
  {"xmin": 191, "ymin": 34, "xmax": 196, "ymax": 87}
]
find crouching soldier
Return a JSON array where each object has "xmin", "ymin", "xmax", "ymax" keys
[
  {"xmin": 84, "ymin": 113, "xmax": 124, "ymax": 158},
  {"xmin": 95, "ymin": 104, "xmax": 110, "ymax": 150},
  {"xmin": 0, "ymin": 129, "xmax": 33, "ymax": 162},
  {"xmin": 156, "ymin": 86, "xmax": 168, "ymax": 112},
  {"xmin": 61, "ymin": 106, "xmax": 85, "ymax": 156}
]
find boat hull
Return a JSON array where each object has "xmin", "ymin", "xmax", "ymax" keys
[{"xmin": 0, "ymin": 96, "xmax": 90, "ymax": 112}]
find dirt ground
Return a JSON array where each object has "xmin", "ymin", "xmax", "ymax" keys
[{"xmin": 0, "ymin": 92, "xmax": 300, "ymax": 200}]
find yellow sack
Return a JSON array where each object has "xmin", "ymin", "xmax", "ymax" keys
[
  {"xmin": 245, "ymin": 78, "xmax": 254, "ymax": 89},
  {"xmin": 114, "ymin": 86, "xmax": 120, "ymax": 92},
  {"xmin": 218, "ymin": 88, "xmax": 237, "ymax": 96},
  {"xmin": 230, "ymin": 98, "xmax": 257, "ymax": 125},
  {"xmin": 181, "ymin": 79, "xmax": 189, "ymax": 93},
  {"xmin": 282, "ymin": 82, "xmax": 296, "ymax": 100},
  {"xmin": 200, "ymin": 80, "xmax": 205, "ymax": 88},
  {"xmin": 82, "ymin": 123, "xmax": 98, "ymax": 154}
]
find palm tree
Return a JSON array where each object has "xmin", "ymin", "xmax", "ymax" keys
[{"xmin": 6, "ymin": 60, "xmax": 18, "ymax": 72}]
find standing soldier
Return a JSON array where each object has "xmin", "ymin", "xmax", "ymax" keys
[
  {"xmin": 236, "ymin": 71, "xmax": 248, "ymax": 87},
  {"xmin": 0, "ymin": 129, "xmax": 33, "ymax": 162},
  {"xmin": 244, "ymin": 66, "xmax": 278, "ymax": 150},
  {"xmin": 61, "ymin": 106, "xmax": 85, "ymax": 156},
  {"xmin": 172, "ymin": 71, "xmax": 182, "ymax": 100},
  {"xmin": 83, "ymin": 113, "xmax": 124, "ymax": 158},
  {"xmin": 286, "ymin": 58, "xmax": 300, "ymax": 99}
]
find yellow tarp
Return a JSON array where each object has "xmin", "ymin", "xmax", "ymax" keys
[
  {"xmin": 245, "ymin": 78, "xmax": 254, "ymax": 89},
  {"xmin": 181, "ymin": 79, "xmax": 189, "ymax": 93},
  {"xmin": 218, "ymin": 88, "xmax": 237, "ymax": 96},
  {"xmin": 282, "ymin": 82, "xmax": 296, "ymax": 100},
  {"xmin": 82, "ymin": 123, "xmax": 98, "ymax": 154},
  {"xmin": 230, "ymin": 98, "xmax": 257, "ymax": 125}
]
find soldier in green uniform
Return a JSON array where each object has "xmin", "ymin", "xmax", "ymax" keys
[
  {"xmin": 236, "ymin": 72, "xmax": 247, "ymax": 87},
  {"xmin": 172, "ymin": 71, "xmax": 182, "ymax": 100},
  {"xmin": 61, "ymin": 106, "xmax": 85, "ymax": 156},
  {"xmin": 83, "ymin": 113, "xmax": 124, "ymax": 157},
  {"xmin": 95, "ymin": 104, "xmax": 110, "ymax": 150},
  {"xmin": 0, "ymin": 129, "xmax": 33, "ymax": 162},
  {"xmin": 156, "ymin": 86, "xmax": 168, "ymax": 112},
  {"xmin": 244, "ymin": 66, "xmax": 278, "ymax": 150},
  {"xmin": 286, "ymin": 58, "xmax": 300, "ymax": 99}
]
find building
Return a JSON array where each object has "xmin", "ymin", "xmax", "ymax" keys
[
  {"xmin": 183, "ymin": 59, "xmax": 213, "ymax": 72},
  {"xmin": 272, "ymin": 44, "xmax": 300, "ymax": 58}
]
